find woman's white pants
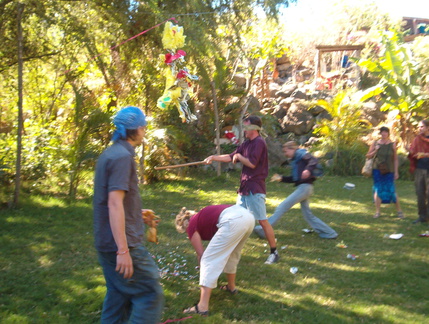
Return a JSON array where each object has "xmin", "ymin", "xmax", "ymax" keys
[{"xmin": 199, "ymin": 205, "xmax": 254, "ymax": 288}]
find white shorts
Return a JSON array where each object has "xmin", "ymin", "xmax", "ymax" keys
[{"xmin": 199, "ymin": 205, "xmax": 254, "ymax": 288}]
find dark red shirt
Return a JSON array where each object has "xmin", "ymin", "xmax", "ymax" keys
[
  {"xmin": 187, "ymin": 205, "xmax": 232, "ymax": 240},
  {"xmin": 230, "ymin": 136, "xmax": 268, "ymax": 195}
]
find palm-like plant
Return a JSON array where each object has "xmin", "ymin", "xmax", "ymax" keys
[
  {"xmin": 312, "ymin": 89, "xmax": 370, "ymax": 175},
  {"xmin": 354, "ymin": 31, "xmax": 428, "ymax": 146}
]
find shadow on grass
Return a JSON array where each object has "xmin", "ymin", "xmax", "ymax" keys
[{"xmin": 0, "ymin": 198, "xmax": 102, "ymax": 323}]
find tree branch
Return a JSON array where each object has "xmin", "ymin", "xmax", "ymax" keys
[{"xmin": 0, "ymin": 51, "xmax": 60, "ymax": 73}]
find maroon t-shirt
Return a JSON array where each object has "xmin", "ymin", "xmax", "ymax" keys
[
  {"xmin": 230, "ymin": 136, "xmax": 268, "ymax": 195},
  {"xmin": 187, "ymin": 205, "xmax": 232, "ymax": 240}
]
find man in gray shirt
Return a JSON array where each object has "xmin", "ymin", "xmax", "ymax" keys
[{"xmin": 93, "ymin": 106, "xmax": 163, "ymax": 323}]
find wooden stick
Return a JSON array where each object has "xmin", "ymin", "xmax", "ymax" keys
[{"xmin": 154, "ymin": 161, "xmax": 206, "ymax": 170}]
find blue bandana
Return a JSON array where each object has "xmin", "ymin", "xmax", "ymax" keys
[{"xmin": 112, "ymin": 106, "xmax": 147, "ymax": 142}]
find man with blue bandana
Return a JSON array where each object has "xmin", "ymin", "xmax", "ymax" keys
[{"xmin": 93, "ymin": 106, "xmax": 164, "ymax": 323}]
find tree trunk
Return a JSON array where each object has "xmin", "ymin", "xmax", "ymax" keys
[
  {"xmin": 12, "ymin": 3, "xmax": 24, "ymax": 207},
  {"xmin": 238, "ymin": 97, "xmax": 251, "ymax": 144},
  {"xmin": 211, "ymin": 81, "xmax": 221, "ymax": 176},
  {"xmin": 139, "ymin": 145, "xmax": 145, "ymax": 184}
]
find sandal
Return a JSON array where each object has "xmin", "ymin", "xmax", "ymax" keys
[
  {"xmin": 397, "ymin": 211, "xmax": 405, "ymax": 219},
  {"xmin": 183, "ymin": 304, "xmax": 209, "ymax": 316},
  {"xmin": 373, "ymin": 213, "xmax": 380, "ymax": 219},
  {"xmin": 219, "ymin": 284, "xmax": 238, "ymax": 295}
]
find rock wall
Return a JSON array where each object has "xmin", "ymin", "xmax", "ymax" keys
[{"xmin": 224, "ymin": 54, "xmax": 387, "ymax": 167}]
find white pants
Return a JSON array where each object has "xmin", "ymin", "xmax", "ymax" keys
[{"xmin": 199, "ymin": 205, "xmax": 254, "ymax": 288}]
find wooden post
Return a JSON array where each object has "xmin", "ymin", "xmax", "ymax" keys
[{"xmin": 315, "ymin": 49, "xmax": 320, "ymax": 78}]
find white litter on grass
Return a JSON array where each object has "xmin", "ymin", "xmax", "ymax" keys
[
  {"xmin": 344, "ymin": 183, "xmax": 355, "ymax": 190},
  {"xmin": 290, "ymin": 267, "xmax": 298, "ymax": 274},
  {"xmin": 389, "ymin": 233, "xmax": 404, "ymax": 240}
]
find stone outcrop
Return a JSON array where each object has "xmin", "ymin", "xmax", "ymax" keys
[
  {"xmin": 360, "ymin": 101, "xmax": 386, "ymax": 126},
  {"xmin": 265, "ymin": 136, "xmax": 286, "ymax": 167},
  {"xmin": 280, "ymin": 102, "xmax": 315, "ymax": 135},
  {"xmin": 226, "ymin": 54, "xmax": 387, "ymax": 166}
]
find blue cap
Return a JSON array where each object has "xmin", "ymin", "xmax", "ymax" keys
[{"xmin": 112, "ymin": 106, "xmax": 147, "ymax": 142}]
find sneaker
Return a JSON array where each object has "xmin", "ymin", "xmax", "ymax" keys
[{"xmin": 264, "ymin": 252, "xmax": 279, "ymax": 265}]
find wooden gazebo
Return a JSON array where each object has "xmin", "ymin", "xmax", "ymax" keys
[{"xmin": 314, "ymin": 44, "xmax": 365, "ymax": 79}]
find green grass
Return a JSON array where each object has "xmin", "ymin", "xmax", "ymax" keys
[{"xmin": 1, "ymin": 171, "xmax": 429, "ymax": 323}]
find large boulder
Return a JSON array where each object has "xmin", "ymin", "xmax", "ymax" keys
[
  {"xmin": 269, "ymin": 82, "xmax": 281, "ymax": 98},
  {"xmin": 290, "ymin": 89, "xmax": 308, "ymax": 100},
  {"xmin": 308, "ymin": 104, "xmax": 326, "ymax": 116},
  {"xmin": 232, "ymin": 73, "xmax": 246, "ymax": 87},
  {"xmin": 276, "ymin": 54, "xmax": 290, "ymax": 65},
  {"xmin": 272, "ymin": 97, "xmax": 294, "ymax": 120},
  {"xmin": 280, "ymin": 102, "xmax": 315, "ymax": 135},
  {"xmin": 262, "ymin": 98, "xmax": 275, "ymax": 110},
  {"xmin": 315, "ymin": 109, "xmax": 333, "ymax": 122},
  {"xmin": 276, "ymin": 63, "xmax": 292, "ymax": 73},
  {"xmin": 360, "ymin": 101, "xmax": 386, "ymax": 126},
  {"xmin": 272, "ymin": 105, "xmax": 286, "ymax": 120},
  {"xmin": 246, "ymin": 95, "xmax": 261, "ymax": 113},
  {"xmin": 265, "ymin": 136, "xmax": 286, "ymax": 167},
  {"xmin": 275, "ymin": 83, "xmax": 297, "ymax": 98}
]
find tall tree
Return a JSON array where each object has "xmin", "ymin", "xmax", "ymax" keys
[
  {"xmin": 0, "ymin": 0, "xmax": 298, "ymax": 196},
  {"xmin": 13, "ymin": 2, "xmax": 24, "ymax": 207}
]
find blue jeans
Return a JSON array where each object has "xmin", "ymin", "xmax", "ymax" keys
[
  {"xmin": 254, "ymin": 184, "xmax": 338, "ymax": 239},
  {"xmin": 236, "ymin": 192, "xmax": 267, "ymax": 220},
  {"xmin": 97, "ymin": 245, "xmax": 164, "ymax": 324}
]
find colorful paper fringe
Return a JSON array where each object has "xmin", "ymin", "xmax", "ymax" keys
[{"xmin": 157, "ymin": 22, "xmax": 198, "ymax": 123}]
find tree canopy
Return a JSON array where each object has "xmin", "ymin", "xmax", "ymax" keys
[{"xmin": 0, "ymin": 0, "xmax": 296, "ymax": 200}]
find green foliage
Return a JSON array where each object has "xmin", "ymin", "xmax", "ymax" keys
[
  {"xmin": 0, "ymin": 122, "xmax": 65, "ymax": 181},
  {"xmin": 0, "ymin": 0, "xmax": 298, "ymax": 200},
  {"xmin": 65, "ymin": 108, "xmax": 111, "ymax": 199},
  {"xmin": 260, "ymin": 112, "xmax": 282, "ymax": 137},
  {"xmin": 143, "ymin": 121, "xmax": 215, "ymax": 183},
  {"xmin": 411, "ymin": 36, "xmax": 429, "ymax": 101},
  {"xmin": 323, "ymin": 143, "xmax": 368, "ymax": 176},
  {"xmin": 354, "ymin": 30, "xmax": 429, "ymax": 145},
  {"xmin": 219, "ymin": 142, "xmax": 238, "ymax": 154},
  {"xmin": 0, "ymin": 155, "xmax": 13, "ymax": 189},
  {"xmin": 313, "ymin": 90, "xmax": 370, "ymax": 149},
  {"xmin": 311, "ymin": 90, "xmax": 372, "ymax": 175},
  {"xmin": 356, "ymin": 32, "xmax": 426, "ymax": 114}
]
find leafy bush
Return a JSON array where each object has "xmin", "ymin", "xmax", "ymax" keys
[
  {"xmin": 320, "ymin": 143, "xmax": 367, "ymax": 176},
  {"xmin": 220, "ymin": 142, "xmax": 238, "ymax": 154},
  {"xmin": 309, "ymin": 90, "xmax": 373, "ymax": 176}
]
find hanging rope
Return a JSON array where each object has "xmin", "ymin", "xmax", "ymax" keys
[{"xmin": 63, "ymin": 17, "xmax": 177, "ymax": 74}]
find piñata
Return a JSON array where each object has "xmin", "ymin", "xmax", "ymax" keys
[{"xmin": 157, "ymin": 21, "xmax": 198, "ymax": 123}]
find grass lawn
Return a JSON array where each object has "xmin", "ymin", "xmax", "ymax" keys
[{"xmin": 1, "ymin": 171, "xmax": 428, "ymax": 323}]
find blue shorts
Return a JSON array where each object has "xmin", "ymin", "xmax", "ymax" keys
[{"xmin": 236, "ymin": 192, "xmax": 267, "ymax": 221}]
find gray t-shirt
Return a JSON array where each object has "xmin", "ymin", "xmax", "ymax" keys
[{"xmin": 93, "ymin": 140, "xmax": 144, "ymax": 252}]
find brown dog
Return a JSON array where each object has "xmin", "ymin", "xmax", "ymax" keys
[{"xmin": 142, "ymin": 209, "xmax": 160, "ymax": 243}]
